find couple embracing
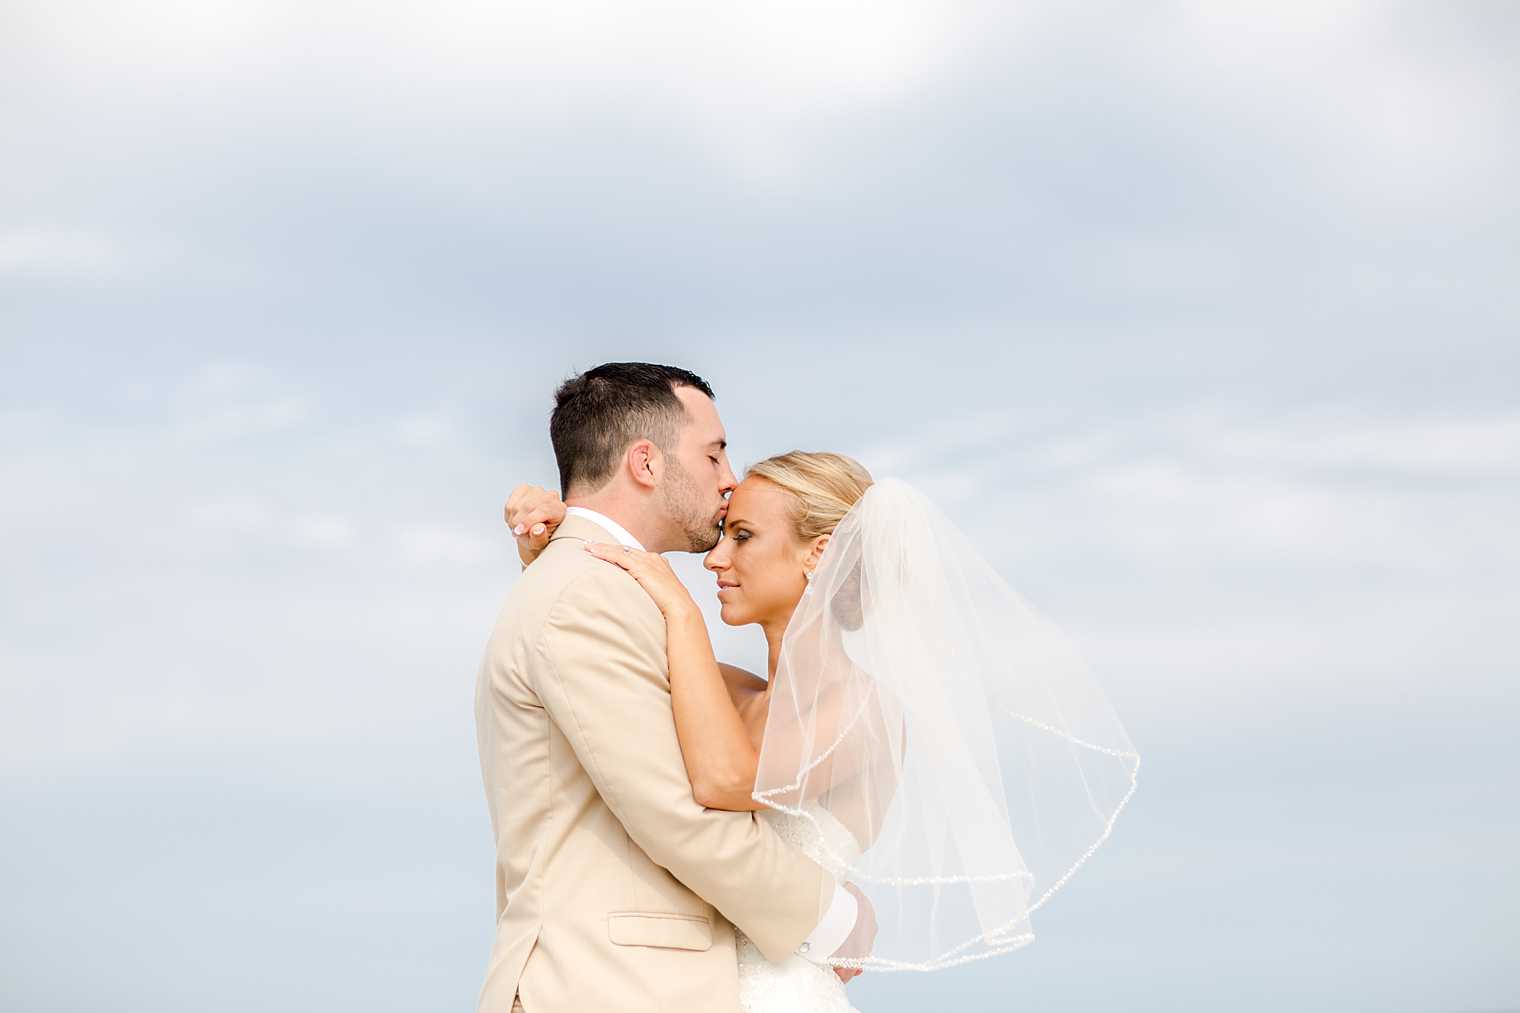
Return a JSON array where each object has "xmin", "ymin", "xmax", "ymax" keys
[{"xmin": 473, "ymin": 362, "xmax": 1139, "ymax": 1013}]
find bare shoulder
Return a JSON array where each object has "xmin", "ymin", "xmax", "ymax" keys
[
  {"xmin": 717, "ymin": 662, "xmax": 768, "ymax": 702},
  {"xmin": 718, "ymin": 663, "xmax": 772, "ymax": 751}
]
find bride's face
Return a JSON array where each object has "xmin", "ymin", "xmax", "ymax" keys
[{"xmin": 703, "ymin": 477, "xmax": 811, "ymax": 628}]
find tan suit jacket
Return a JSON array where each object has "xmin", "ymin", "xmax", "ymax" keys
[{"xmin": 474, "ymin": 515, "xmax": 832, "ymax": 1013}]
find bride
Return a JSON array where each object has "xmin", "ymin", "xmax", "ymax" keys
[{"xmin": 507, "ymin": 451, "xmax": 1138, "ymax": 1011}]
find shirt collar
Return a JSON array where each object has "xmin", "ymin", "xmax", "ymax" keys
[{"xmin": 563, "ymin": 506, "xmax": 645, "ymax": 551}]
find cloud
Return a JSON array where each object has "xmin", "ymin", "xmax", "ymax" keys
[
  {"xmin": 393, "ymin": 411, "xmax": 456, "ymax": 449},
  {"xmin": 1197, "ymin": 410, "xmax": 1520, "ymax": 475},
  {"xmin": 175, "ymin": 396, "xmax": 313, "ymax": 443},
  {"xmin": 183, "ymin": 360, "xmax": 272, "ymax": 399},
  {"xmin": 0, "ymin": 227, "xmax": 142, "ymax": 281},
  {"xmin": 0, "ymin": 226, "xmax": 253, "ymax": 287},
  {"xmin": 5, "ymin": 1, "xmax": 1513, "ymax": 357},
  {"xmin": 3, "ymin": 8, "xmax": 1516, "ymax": 1008},
  {"xmin": 292, "ymin": 513, "xmax": 357, "ymax": 548},
  {"xmin": 163, "ymin": 360, "xmax": 316, "ymax": 443},
  {"xmin": 1128, "ymin": 5, "xmax": 1518, "ymax": 212},
  {"xmin": 187, "ymin": 494, "xmax": 274, "ymax": 535},
  {"xmin": 6, "ymin": 0, "xmax": 969, "ymax": 197},
  {"xmin": 394, "ymin": 522, "xmax": 497, "ymax": 566},
  {"xmin": 187, "ymin": 497, "xmax": 356, "ymax": 548},
  {"xmin": 850, "ymin": 403, "xmax": 1520, "ymax": 576}
]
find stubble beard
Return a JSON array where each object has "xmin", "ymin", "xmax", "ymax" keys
[{"xmin": 660, "ymin": 458, "xmax": 723, "ymax": 553}]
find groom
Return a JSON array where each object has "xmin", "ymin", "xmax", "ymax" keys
[{"xmin": 474, "ymin": 362, "xmax": 871, "ymax": 1013}]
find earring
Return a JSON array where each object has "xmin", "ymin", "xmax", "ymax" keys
[{"xmin": 803, "ymin": 569, "xmax": 814, "ymax": 584}]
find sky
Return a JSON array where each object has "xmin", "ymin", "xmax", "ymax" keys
[{"xmin": 2, "ymin": 3, "xmax": 1518, "ymax": 1011}]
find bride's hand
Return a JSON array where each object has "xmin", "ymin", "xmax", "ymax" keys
[
  {"xmin": 831, "ymin": 882, "xmax": 876, "ymax": 984},
  {"xmin": 584, "ymin": 543, "xmax": 699, "ymax": 621},
  {"xmin": 505, "ymin": 484, "xmax": 566, "ymax": 566},
  {"xmin": 832, "ymin": 882, "xmax": 881, "ymax": 979}
]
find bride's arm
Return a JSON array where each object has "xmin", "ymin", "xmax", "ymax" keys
[
  {"xmin": 583, "ymin": 543, "xmax": 766, "ymax": 812},
  {"xmin": 665, "ymin": 613, "xmax": 767, "ymax": 811}
]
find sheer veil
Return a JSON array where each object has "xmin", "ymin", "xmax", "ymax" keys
[{"xmin": 752, "ymin": 477, "xmax": 1140, "ymax": 971}]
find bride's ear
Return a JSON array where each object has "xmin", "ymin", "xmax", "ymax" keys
[{"xmin": 804, "ymin": 533, "xmax": 831, "ymax": 572}]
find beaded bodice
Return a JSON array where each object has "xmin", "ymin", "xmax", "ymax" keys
[{"xmin": 733, "ymin": 807, "xmax": 861, "ymax": 1013}]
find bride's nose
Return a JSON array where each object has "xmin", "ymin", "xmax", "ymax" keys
[{"xmin": 704, "ymin": 544, "xmax": 728, "ymax": 572}]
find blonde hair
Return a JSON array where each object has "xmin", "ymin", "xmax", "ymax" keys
[{"xmin": 745, "ymin": 451, "xmax": 874, "ymax": 542}]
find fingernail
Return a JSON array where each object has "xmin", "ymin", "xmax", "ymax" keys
[
  {"xmin": 513, "ymin": 524, "xmax": 525, "ymax": 535},
  {"xmin": 532, "ymin": 525, "xmax": 545, "ymax": 536}
]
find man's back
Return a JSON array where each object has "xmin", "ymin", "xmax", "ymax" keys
[{"xmin": 473, "ymin": 514, "xmax": 826, "ymax": 1012}]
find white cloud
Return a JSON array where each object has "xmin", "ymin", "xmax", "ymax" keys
[
  {"xmin": 183, "ymin": 360, "xmax": 271, "ymax": 399},
  {"xmin": 186, "ymin": 498, "xmax": 356, "ymax": 548},
  {"xmin": 1073, "ymin": 457, "xmax": 1469, "ymax": 570},
  {"xmin": 187, "ymin": 494, "xmax": 274, "ymax": 535},
  {"xmin": 0, "ymin": 227, "xmax": 141, "ymax": 280},
  {"xmin": 1198, "ymin": 411, "xmax": 1520, "ymax": 475},
  {"xmin": 167, "ymin": 361, "xmax": 314, "ymax": 443},
  {"xmin": 0, "ymin": 226, "xmax": 250, "ymax": 285},
  {"xmin": 0, "ymin": 408, "xmax": 50, "ymax": 446},
  {"xmin": 856, "ymin": 404, "xmax": 1520, "ymax": 576},
  {"xmin": 291, "ymin": 512, "xmax": 357, "ymax": 548},
  {"xmin": 1134, "ymin": 4, "xmax": 1517, "ymax": 211},
  {"xmin": 6, "ymin": 0, "xmax": 969, "ymax": 196},
  {"xmin": 175, "ymin": 396, "xmax": 313, "ymax": 443},
  {"xmin": 394, "ymin": 522, "xmax": 497, "ymax": 566},
  {"xmin": 394, "ymin": 411, "xmax": 455, "ymax": 448},
  {"xmin": 0, "ymin": 8, "xmax": 1512, "ymax": 1002},
  {"xmin": 848, "ymin": 407, "xmax": 1023, "ymax": 479},
  {"xmin": 1015, "ymin": 429, "xmax": 1125, "ymax": 472}
]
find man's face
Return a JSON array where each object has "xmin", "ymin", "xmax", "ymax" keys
[{"xmin": 659, "ymin": 385, "xmax": 738, "ymax": 552}]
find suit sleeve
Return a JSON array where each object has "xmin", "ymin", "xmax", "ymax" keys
[{"xmin": 535, "ymin": 565, "xmax": 834, "ymax": 962}]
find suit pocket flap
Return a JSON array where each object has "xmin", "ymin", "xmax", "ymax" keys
[{"xmin": 606, "ymin": 912, "xmax": 713, "ymax": 951}]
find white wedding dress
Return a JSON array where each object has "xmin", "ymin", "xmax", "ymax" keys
[{"xmin": 734, "ymin": 805, "xmax": 863, "ymax": 1013}]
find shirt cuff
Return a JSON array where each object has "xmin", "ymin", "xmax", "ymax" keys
[{"xmin": 798, "ymin": 884, "xmax": 857, "ymax": 962}]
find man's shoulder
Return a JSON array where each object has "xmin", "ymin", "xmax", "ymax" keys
[
  {"xmin": 516, "ymin": 539, "xmax": 661, "ymax": 628},
  {"xmin": 517, "ymin": 535, "xmax": 603, "ymax": 587},
  {"xmin": 509, "ymin": 544, "xmax": 665, "ymax": 681}
]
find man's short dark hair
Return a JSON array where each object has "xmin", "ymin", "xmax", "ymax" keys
[{"xmin": 550, "ymin": 362, "xmax": 716, "ymax": 496}]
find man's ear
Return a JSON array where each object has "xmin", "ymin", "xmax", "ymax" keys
[{"xmin": 627, "ymin": 439, "xmax": 661, "ymax": 490}]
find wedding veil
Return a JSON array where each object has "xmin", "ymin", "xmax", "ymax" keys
[{"xmin": 752, "ymin": 477, "xmax": 1140, "ymax": 971}]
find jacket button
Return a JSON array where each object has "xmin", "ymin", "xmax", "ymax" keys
[{"xmin": 798, "ymin": 941, "xmax": 810, "ymax": 954}]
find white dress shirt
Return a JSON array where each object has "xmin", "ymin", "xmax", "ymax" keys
[
  {"xmin": 558, "ymin": 506, "xmax": 859, "ymax": 962},
  {"xmin": 563, "ymin": 506, "xmax": 647, "ymax": 551}
]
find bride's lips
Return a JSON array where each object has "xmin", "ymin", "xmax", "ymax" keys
[{"xmin": 716, "ymin": 580, "xmax": 739, "ymax": 598}]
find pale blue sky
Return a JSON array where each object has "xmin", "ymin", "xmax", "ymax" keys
[{"xmin": 2, "ymin": 3, "xmax": 1517, "ymax": 1011}]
